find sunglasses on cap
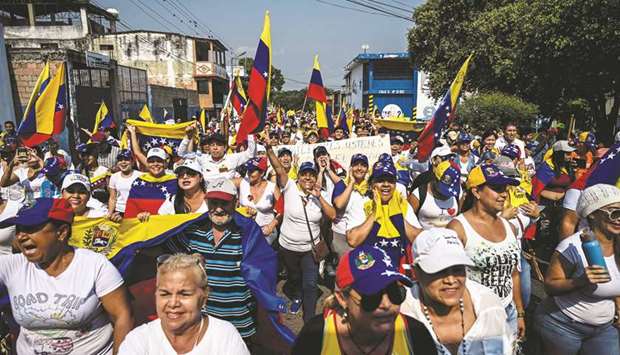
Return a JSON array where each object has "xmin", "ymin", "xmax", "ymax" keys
[
  {"xmin": 348, "ymin": 282, "xmax": 406, "ymax": 312},
  {"xmin": 64, "ymin": 185, "xmax": 89, "ymax": 194},
  {"xmin": 599, "ymin": 207, "xmax": 620, "ymax": 222},
  {"xmin": 176, "ymin": 167, "xmax": 199, "ymax": 177}
]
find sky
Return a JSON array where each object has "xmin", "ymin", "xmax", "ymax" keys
[{"xmin": 96, "ymin": 0, "xmax": 421, "ymax": 90}]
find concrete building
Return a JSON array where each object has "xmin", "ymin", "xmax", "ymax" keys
[
  {"xmin": 0, "ymin": 1, "xmax": 148, "ymax": 147},
  {"xmin": 343, "ymin": 52, "xmax": 419, "ymax": 118},
  {"xmin": 91, "ymin": 30, "xmax": 228, "ymax": 120}
]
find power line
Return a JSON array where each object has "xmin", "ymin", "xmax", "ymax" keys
[
  {"xmin": 340, "ymin": 0, "xmax": 413, "ymax": 21},
  {"xmin": 166, "ymin": 0, "xmax": 234, "ymax": 50},
  {"xmin": 389, "ymin": 0, "xmax": 417, "ymax": 9},
  {"xmin": 315, "ymin": 0, "xmax": 393, "ymax": 18},
  {"xmin": 358, "ymin": 0, "xmax": 413, "ymax": 13},
  {"xmin": 154, "ymin": 0, "xmax": 200, "ymax": 36},
  {"xmin": 126, "ymin": 0, "xmax": 186, "ymax": 34}
]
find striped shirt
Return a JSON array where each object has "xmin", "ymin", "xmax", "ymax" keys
[{"xmin": 168, "ymin": 222, "xmax": 256, "ymax": 338}]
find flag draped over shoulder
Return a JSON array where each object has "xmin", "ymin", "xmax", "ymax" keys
[
  {"xmin": 237, "ymin": 11, "xmax": 271, "ymax": 144},
  {"xmin": 231, "ymin": 75, "xmax": 248, "ymax": 117},
  {"xmin": 122, "ymin": 119, "xmax": 195, "ymax": 156},
  {"xmin": 70, "ymin": 214, "xmax": 205, "ymax": 274},
  {"xmin": 138, "ymin": 104, "xmax": 154, "ymax": 123},
  {"xmin": 124, "ymin": 173, "xmax": 178, "ymax": 218},
  {"xmin": 17, "ymin": 62, "xmax": 67, "ymax": 147},
  {"xmin": 416, "ymin": 54, "xmax": 473, "ymax": 161}
]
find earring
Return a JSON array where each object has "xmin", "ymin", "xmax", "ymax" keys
[{"xmin": 342, "ymin": 308, "xmax": 349, "ymax": 322}]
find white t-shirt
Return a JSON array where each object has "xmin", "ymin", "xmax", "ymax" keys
[
  {"xmin": 158, "ymin": 195, "xmax": 208, "ymax": 215},
  {"xmin": 563, "ymin": 188, "xmax": 589, "ymax": 231},
  {"xmin": 0, "ymin": 248, "xmax": 124, "ymax": 355},
  {"xmin": 332, "ymin": 189, "xmax": 369, "ymax": 235},
  {"xmin": 80, "ymin": 198, "xmax": 109, "ymax": 218},
  {"xmin": 0, "ymin": 199, "xmax": 21, "ymax": 255},
  {"xmin": 412, "ymin": 186, "xmax": 460, "ymax": 229},
  {"xmin": 0, "ymin": 165, "xmax": 25, "ymax": 202},
  {"xmin": 553, "ymin": 231, "xmax": 620, "ymax": 325},
  {"xmin": 495, "ymin": 137, "xmax": 526, "ymax": 159},
  {"xmin": 108, "ymin": 171, "xmax": 143, "ymax": 213},
  {"xmin": 238, "ymin": 179, "xmax": 277, "ymax": 227},
  {"xmin": 279, "ymin": 180, "xmax": 324, "ymax": 252},
  {"xmin": 14, "ymin": 167, "xmax": 45, "ymax": 198},
  {"xmin": 119, "ymin": 316, "xmax": 249, "ymax": 355}
]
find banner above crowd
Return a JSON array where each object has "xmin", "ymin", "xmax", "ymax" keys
[{"xmin": 276, "ymin": 135, "xmax": 390, "ymax": 169}]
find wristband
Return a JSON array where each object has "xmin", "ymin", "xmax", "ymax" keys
[{"xmin": 517, "ymin": 311, "xmax": 526, "ymax": 318}]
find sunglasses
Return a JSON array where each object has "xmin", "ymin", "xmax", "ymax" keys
[
  {"xmin": 600, "ymin": 208, "xmax": 620, "ymax": 222},
  {"xmin": 348, "ymin": 283, "xmax": 406, "ymax": 312},
  {"xmin": 177, "ymin": 168, "xmax": 199, "ymax": 177},
  {"xmin": 64, "ymin": 185, "xmax": 89, "ymax": 194}
]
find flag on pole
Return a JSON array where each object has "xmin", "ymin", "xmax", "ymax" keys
[
  {"xmin": 138, "ymin": 104, "xmax": 154, "ymax": 123},
  {"xmin": 415, "ymin": 54, "xmax": 473, "ymax": 161},
  {"xmin": 89, "ymin": 101, "xmax": 115, "ymax": 143},
  {"xmin": 237, "ymin": 11, "xmax": 271, "ymax": 144},
  {"xmin": 17, "ymin": 62, "xmax": 66, "ymax": 147},
  {"xmin": 198, "ymin": 109, "xmax": 208, "ymax": 134},
  {"xmin": 307, "ymin": 55, "xmax": 329, "ymax": 135},
  {"xmin": 231, "ymin": 75, "xmax": 247, "ymax": 117}
]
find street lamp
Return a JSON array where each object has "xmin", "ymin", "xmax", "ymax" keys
[{"xmin": 361, "ymin": 44, "xmax": 369, "ymax": 54}]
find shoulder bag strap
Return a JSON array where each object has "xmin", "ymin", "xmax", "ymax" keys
[{"xmin": 300, "ymin": 195, "xmax": 319, "ymax": 245}]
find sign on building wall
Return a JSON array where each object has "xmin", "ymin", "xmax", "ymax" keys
[
  {"xmin": 416, "ymin": 71, "xmax": 437, "ymax": 121},
  {"xmin": 86, "ymin": 51, "xmax": 111, "ymax": 69},
  {"xmin": 0, "ymin": 24, "xmax": 16, "ymax": 124}
]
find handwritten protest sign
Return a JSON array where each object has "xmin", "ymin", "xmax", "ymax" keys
[{"xmin": 276, "ymin": 135, "xmax": 391, "ymax": 169}]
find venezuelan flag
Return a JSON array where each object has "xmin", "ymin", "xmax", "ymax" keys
[
  {"xmin": 231, "ymin": 75, "xmax": 248, "ymax": 117},
  {"xmin": 530, "ymin": 160, "xmax": 556, "ymax": 202},
  {"xmin": 124, "ymin": 173, "xmax": 178, "ymax": 218},
  {"xmin": 237, "ymin": 11, "xmax": 271, "ymax": 144},
  {"xmin": 138, "ymin": 104, "xmax": 155, "ymax": 123},
  {"xmin": 122, "ymin": 119, "xmax": 196, "ymax": 156},
  {"xmin": 18, "ymin": 62, "xmax": 67, "ymax": 147},
  {"xmin": 307, "ymin": 55, "xmax": 329, "ymax": 133},
  {"xmin": 88, "ymin": 101, "xmax": 115, "ymax": 143},
  {"xmin": 416, "ymin": 54, "xmax": 473, "ymax": 161},
  {"xmin": 198, "ymin": 108, "xmax": 208, "ymax": 134}
]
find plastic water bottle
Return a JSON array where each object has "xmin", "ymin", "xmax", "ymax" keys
[{"xmin": 581, "ymin": 229, "xmax": 607, "ymax": 269}]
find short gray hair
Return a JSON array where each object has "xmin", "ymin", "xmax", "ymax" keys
[{"xmin": 156, "ymin": 253, "xmax": 208, "ymax": 291}]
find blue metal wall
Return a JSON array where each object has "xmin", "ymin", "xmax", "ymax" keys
[{"xmin": 364, "ymin": 55, "xmax": 418, "ymax": 117}]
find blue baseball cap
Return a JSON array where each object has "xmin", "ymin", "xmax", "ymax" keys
[
  {"xmin": 433, "ymin": 161, "xmax": 461, "ymax": 199},
  {"xmin": 466, "ymin": 163, "xmax": 520, "ymax": 189},
  {"xmin": 350, "ymin": 153, "xmax": 369, "ymax": 166},
  {"xmin": 246, "ymin": 157, "xmax": 268, "ymax": 172},
  {"xmin": 377, "ymin": 153, "xmax": 392, "ymax": 164},
  {"xmin": 0, "ymin": 198, "xmax": 74, "ymax": 228},
  {"xmin": 457, "ymin": 132, "xmax": 473, "ymax": 143},
  {"xmin": 371, "ymin": 161, "xmax": 397, "ymax": 180},
  {"xmin": 480, "ymin": 150, "xmax": 497, "ymax": 162},
  {"xmin": 501, "ymin": 144, "xmax": 521, "ymax": 160},
  {"xmin": 298, "ymin": 161, "xmax": 317, "ymax": 174},
  {"xmin": 116, "ymin": 149, "xmax": 133, "ymax": 161},
  {"xmin": 76, "ymin": 143, "xmax": 88, "ymax": 153},
  {"xmin": 336, "ymin": 245, "xmax": 412, "ymax": 295},
  {"xmin": 40, "ymin": 157, "xmax": 63, "ymax": 177},
  {"xmin": 277, "ymin": 147, "xmax": 292, "ymax": 157}
]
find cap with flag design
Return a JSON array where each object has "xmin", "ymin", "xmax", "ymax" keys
[
  {"xmin": 336, "ymin": 245, "xmax": 412, "ymax": 295},
  {"xmin": 0, "ymin": 198, "xmax": 73, "ymax": 228},
  {"xmin": 350, "ymin": 153, "xmax": 369, "ymax": 166},
  {"xmin": 371, "ymin": 161, "xmax": 397, "ymax": 180},
  {"xmin": 466, "ymin": 164, "xmax": 520, "ymax": 189},
  {"xmin": 433, "ymin": 161, "xmax": 461, "ymax": 198},
  {"xmin": 246, "ymin": 157, "xmax": 268, "ymax": 172},
  {"xmin": 501, "ymin": 144, "xmax": 521, "ymax": 160}
]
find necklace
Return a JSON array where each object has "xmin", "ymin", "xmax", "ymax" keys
[
  {"xmin": 346, "ymin": 322, "xmax": 389, "ymax": 355},
  {"xmin": 422, "ymin": 298, "xmax": 467, "ymax": 355}
]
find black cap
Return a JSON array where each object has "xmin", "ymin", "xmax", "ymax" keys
[
  {"xmin": 206, "ymin": 132, "xmax": 227, "ymax": 144},
  {"xmin": 313, "ymin": 145, "xmax": 328, "ymax": 157},
  {"xmin": 277, "ymin": 147, "xmax": 292, "ymax": 157}
]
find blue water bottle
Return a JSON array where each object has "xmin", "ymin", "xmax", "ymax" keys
[{"xmin": 581, "ymin": 229, "xmax": 607, "ymax": 269}]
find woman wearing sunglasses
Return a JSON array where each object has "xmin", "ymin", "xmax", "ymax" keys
[
  {"xmin": 157, "ymin": 157, "xmax": 207, "ymax": 215},
  {"xmin": 402, "ymin": 228, "xmax": 513, "ymax": 355},
  {"xmin": 447, "ymin": 164, "xmax": 525, "ymax": 346},
  {"xmin": 293, "ymin": 244, "xmax": 437, "ymax": 355},
  {"xmin": 535, "ymin": 184, "xmax": 620, "ymax": 355},
  {"xmin": 119, "ymin": 253, "xmax": 249, "ymax": 354}
]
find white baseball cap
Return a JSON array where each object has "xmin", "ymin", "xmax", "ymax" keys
[
  {"xmin": 174, "ymin": 158, "xmax": 203, "ymax": 175},
  {"xmin": 412, "ymin": 228, "xmax": 474, "ymax": 274},
  {"xmin": 147, "ymin": 147, "xmax": 168, "ymax": 160},
  {"xmin": 552, "ymin": 140, "xmax": 576, "ymax": 153},
  {"xmin": 206, "ymin": 178, "xmax": 237, "ymax": 201},
  {"xmin": 430, "ymin": 145, "xmax": 454, "ymax": 159},
  {"xmin": 61, "ymin": 173, "xmax": 91, "ymax": 192}
]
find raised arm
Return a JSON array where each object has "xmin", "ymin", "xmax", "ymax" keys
[
  {"xmin": 0, "ymin": 158, "xmax": 19, "ymax": 187},
  {"xmin": 265, "ymin": 143, "xmax": 288, "ymax": 189},
  {"xmin": 125, "ymin": 125, "xmax": 147, "ymax": 168}
]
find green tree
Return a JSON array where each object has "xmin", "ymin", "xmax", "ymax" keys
[
  {"xmin": 408, "ymin": 0, "xmax": 619, "ymax": 142},
  {"xmin": 271, "ymin": 89, "xmax": 307, "ymax": 110},
  {"xmin": 457, "ymin": 91, "xmax": 539, "ymax": 133},
  {"xmin": 238, "ymin": 57, "xmax": 285, "ymax": 92}
]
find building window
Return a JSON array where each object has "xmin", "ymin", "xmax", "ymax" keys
[
  {"xmin": 99, "ymin": 44, "xmax": 114, "ymax": 51},
  {"xmin": 373, "ymin": 58, "xmax": 412, "ymax": 80},
  {"xmin": 195, "ymin": 40, "xmax": 210, "ymax": 62},
  {"xmin": 197, "ymin": 80, "xmax": 209, "ymax": 94},
  {"xmin": 40, "ymin": 43, "xmax": 59, "ymax": 49},
  {"xmin": 118, "ymin": 65, "xmax": 147, "ymax": 104}
]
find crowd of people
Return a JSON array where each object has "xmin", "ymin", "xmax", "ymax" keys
[{"xmin": 0, "ymin": 109, "xmax": 618, "ymax": 354}]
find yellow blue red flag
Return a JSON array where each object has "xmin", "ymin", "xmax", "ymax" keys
[
  {"xmin": 237, "ymin": 11, "xmax": 271, "ymax": 144},
  {"xmin": 231, "ymin": 75, "xmax": 247, "ymax": 117},
  {"xmin": 138, "ymin": 104, "xmax": 154, "ymax": 123},
  {"xmin": 17, "ymin": 62, "xmax": 66, "ymax": 147},
  {"xmin": 416, "ymin": 54, "xmax": 473, "ymax": 161}
]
